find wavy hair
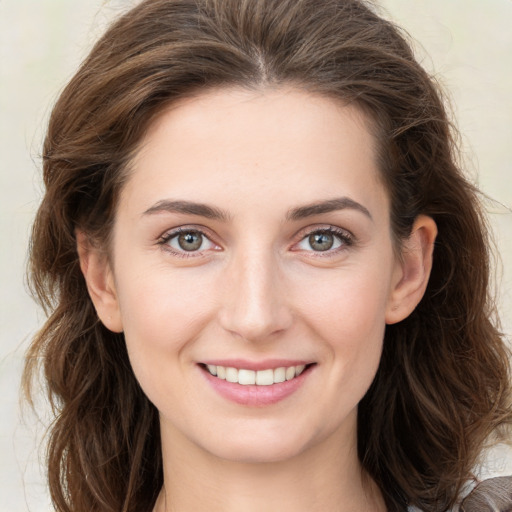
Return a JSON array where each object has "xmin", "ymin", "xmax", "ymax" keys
[{"xmin": 24, "ymin": 0, "xmax": 511, "ymax": 510}]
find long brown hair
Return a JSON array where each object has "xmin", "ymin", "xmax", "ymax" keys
[{"xmin": 24, "ymin": 0, "xmax": 511, "ymax": 510}]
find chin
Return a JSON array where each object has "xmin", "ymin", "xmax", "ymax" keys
[
  {"xmin": 200, "ymin": 424, "xmax": 317, "ymax": 464},
  {"xmin": 216, "ymin": 443, "xmax": 304, "ymax": 465}
]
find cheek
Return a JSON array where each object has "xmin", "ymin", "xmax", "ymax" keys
[
  {"xmin": 117, "ymin": 260, "xmax": 216, "ymax": 335},
  {"xmin": 305, "ymin": 279, "xmax": 388, "ymax": 433},
  {"xmin": 113, "ymin": 262, "xmax": 218, "ymax": 385},
  {"xmin": 295, "ymin": 263, "xmax": 393, "ymax": 340},
  {"xmin": 292, "ymin": 263, "xmax": 392, "ymax": 388}
]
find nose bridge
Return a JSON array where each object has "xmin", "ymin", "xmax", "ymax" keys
[{"xmin": 219, "ymin": 241, "xmax": 291, "ymax": 342}]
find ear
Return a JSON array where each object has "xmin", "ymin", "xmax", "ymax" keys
[
  {"xmin": 385, "ymin": 215, "xmax": 437, "ymax": 324},
  {"xmin": 76, "ymin": 230, "xmax": 123, "ymax": 333}
]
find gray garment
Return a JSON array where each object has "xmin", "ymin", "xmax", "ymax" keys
[{"xmin": 407, "ymin": 476, "xmax": 512, "ymax": 512}]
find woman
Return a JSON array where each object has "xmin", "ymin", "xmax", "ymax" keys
[{"xmin": 24, "ymin": 0, "xmax": 512, "ymax": 510}]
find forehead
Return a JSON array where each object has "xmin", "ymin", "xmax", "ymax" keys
[
  {"xmin": 138, "ymin": 87, "xmax": 376, "ymax": 161},
  {"xmin": 124, "ymin": 87, "xmax": 388, "ymax": 220}
]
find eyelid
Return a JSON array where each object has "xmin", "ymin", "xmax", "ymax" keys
[
  {"xmin": 156, "ymin": 223, "xmax": 355, "ymax": 258},
  {"xmin": 157, "ymin": 225, "xmax": 222, "ymax": 257},
  {"xmin": 290, "ymin": 224, "xmax": 355, "ymax": 254}
]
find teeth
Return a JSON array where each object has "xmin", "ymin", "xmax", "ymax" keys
[
  {"xmin": 238, "ymin": 369, "xmax": 256, "ymax": 385},
  {"xmin": 274, "ymin": 367, "xmax": 286, "ymax": 383},
  {"xmin": 225, "ymin": 367, "xmax": 238, "ymax": 383},
  {"xmin": 216, "ymin": 366, "xmax": 226, "ymax": 380},
  {"xmin": 256, "ymin": 369, "xmax": 274, "ymax": 386},
  {"xmin": 295, "ymin": 364, "xmax": 305, "ymax": 376},
  {"xmin": 205, "ymin": 364, "xmax": 308, "ymax": 385}
]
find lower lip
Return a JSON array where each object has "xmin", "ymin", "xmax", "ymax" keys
[{"xmin": 200, "ymin": 365, "xmax": 313, "ymax": 407}]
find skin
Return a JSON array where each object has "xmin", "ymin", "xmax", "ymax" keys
[{"xmin": 78, "ymin": 87, "xmax": 437, "ymax": 511}]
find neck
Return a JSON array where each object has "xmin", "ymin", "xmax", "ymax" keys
[{"xmin": 153, "ymin": 415, "xmax": 386, "ymax": 512}]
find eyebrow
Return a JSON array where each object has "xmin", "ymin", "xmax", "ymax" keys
[
  {"xmin": 286, "ymin": 197, "xmax": 372, "ymax": 221},
  {"xmin": 143, "ymin": 200, "xmax": 231, "ymax": 221},
  {"xmin": 142, "ymin": 196, "xmax": 372, "ymax": 222}
]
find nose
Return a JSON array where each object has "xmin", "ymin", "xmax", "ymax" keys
[{"xmin": 218, "ymin": 246, "xmax": 293, "ymax": 343}]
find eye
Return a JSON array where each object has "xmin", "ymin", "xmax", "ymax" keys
[
  {"xmin": 294, "ymin": 227, "xmax": 353, "ymax": 253},
  {"xmin": 159, "ymin": 228, "xmax": 219, "ymax": 256}
]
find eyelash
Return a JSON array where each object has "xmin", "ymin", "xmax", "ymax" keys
[
  {"xmin": 157, "ymin": 226, "xmax": 219, "ymax": 258},
  {"xmin": 293, "ymin": 226, "xmax": 354, "ymax": 257},
  {"xmin": 157, "ymin": 225, "xmax": 355, "ymax": 258}
]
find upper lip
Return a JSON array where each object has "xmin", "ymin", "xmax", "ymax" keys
[{"xmin": 199, "ymin": 359, "xmax": 314, "ymax": 371}]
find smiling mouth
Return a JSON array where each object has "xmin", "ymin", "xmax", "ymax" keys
[{"xmin": 201, "ymin": 364, "xmax": 313, "ymax": 386}]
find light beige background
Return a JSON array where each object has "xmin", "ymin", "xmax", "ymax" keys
[{"xmin": 1, "ymin": 1, "xmax": 511, "ymax": 510}]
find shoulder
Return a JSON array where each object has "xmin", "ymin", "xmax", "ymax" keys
[
  {"xmin": 407, "ymin": 476, "xmax": 512, "ymax": 512},
  {"xmin": 407, "ymin": 505, "xmax": 460, "ymax": 512},
  {"xmin": 407, "ymin": 505, "xmax": 459, "ymax": 512},
  {"xmin": 459, "ymin": 476, "xmax": 512, "ymax": 511},
  {"xmin": 409, "ymin": 444, "xmax": 512, "ymax": 512}
]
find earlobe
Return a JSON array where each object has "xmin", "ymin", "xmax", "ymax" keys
[
  {"xmin": 385, "ymin": 215, "xmax": 437, "ymax": 325},
  {"xmin": 76, "ymin": 230, "xmax": 123, "ymax": 333}
]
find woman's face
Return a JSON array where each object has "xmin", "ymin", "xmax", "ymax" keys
[{"xmin": 97, "ymin": 88, "xmax": 414, "ymax": 463}]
